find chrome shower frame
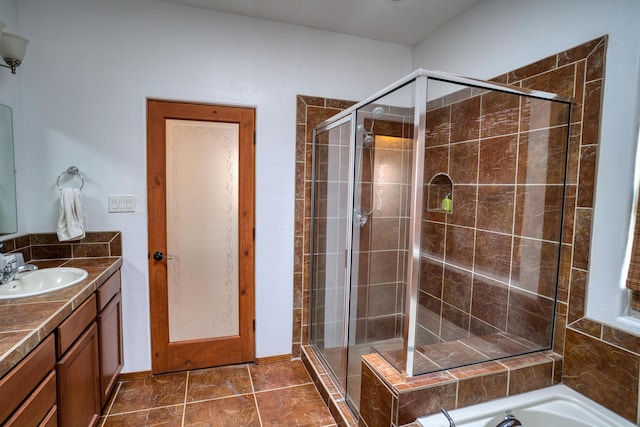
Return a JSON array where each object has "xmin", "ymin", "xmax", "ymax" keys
[{"xmin": 309, "ymin": 68, "xmax": 573, "ymax": 399}]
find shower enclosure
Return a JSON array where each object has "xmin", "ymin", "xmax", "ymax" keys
[{"xmin": 308, "ymin": 69, "xmax": 572, "ymax": 412}]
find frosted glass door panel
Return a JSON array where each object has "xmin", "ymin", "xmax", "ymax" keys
[{"xmin": 166, "ymin": 119, "xmax": 239, "ymax": 342}]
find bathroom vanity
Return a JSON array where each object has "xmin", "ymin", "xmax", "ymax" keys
[{"xmin": 0, "ymin": 254, "xmax": 123, "ymax": 426}]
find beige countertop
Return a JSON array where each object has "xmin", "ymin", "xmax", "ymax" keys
[{"xmin": 0, "ymin": 256, "xmax": 123, "ymax": 379}]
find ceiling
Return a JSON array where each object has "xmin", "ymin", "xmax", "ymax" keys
[{"xmin": 164, "ymin": 0, "xmax": 483, "ymax": 46}]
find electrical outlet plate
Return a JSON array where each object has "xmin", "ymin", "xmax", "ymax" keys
[{"xmin": 108, "ymin": 195, "xmax": 135, "ymax": 213}]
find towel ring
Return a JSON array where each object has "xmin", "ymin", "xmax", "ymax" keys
[{"xmin": 57, "ymin": 166, "xmax": 85, "ymax": 190}]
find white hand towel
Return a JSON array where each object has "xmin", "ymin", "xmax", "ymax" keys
[{"xmin": 57, "ymin": 188, "xmax": 86, "ymax": 242}]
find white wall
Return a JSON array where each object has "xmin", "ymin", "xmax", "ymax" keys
[
  {"xmin": 0, "ymin": 1, "xmax": 19, "ymax": 111},
  {"xmin": 413, "ymin": 0, "xmax": 640, "ymax": 334},
  {"xmin": 10, "ymin": 0, "xmax": 412, "ymax": 372}
]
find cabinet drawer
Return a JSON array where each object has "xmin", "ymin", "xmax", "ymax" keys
[
  {"xmin": 56, "ymin": 294, "xmax": 97, "ymax": 357},
  {"xmin": 97, "ymin": 270, "xmax": 121, "ymax": 311},
  {"xmin": 0, "ymin": 334, "xmax": 56, "ymax": 424},
  {"xmin": 4, "ymin": 370, "xmax": 57, "ymax": 426}
]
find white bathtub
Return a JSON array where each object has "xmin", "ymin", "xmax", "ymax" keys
[{"xmin": 417, "ymin": 385, "xmax": 635, "ymax": 427}]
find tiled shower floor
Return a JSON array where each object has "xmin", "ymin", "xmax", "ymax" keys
[
  {"xmin": 319, "ymin": 327, "xmax": 539, "ymax": 411},
  {"xmin": 99, "ymin": 360, "xmax": 337, "ymax": 426},
  {"xmin": 373, "ymin": 331, "xmax": 541, "ymax": 374}
]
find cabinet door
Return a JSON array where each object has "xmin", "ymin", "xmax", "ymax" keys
[
  {"xmin": 40, "ymin": 407, "xmax": 58, "ymax": 427},
  {"xmin": 56, "ymin": 322, "xmax": 100, "ymax": 427},
  {"xmin": 98, "ymin": 291, "xmax": 123, "ymax": 407}
]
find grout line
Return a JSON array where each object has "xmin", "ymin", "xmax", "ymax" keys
[
  {"xmin": 247, "ymin": 365, "xmax": 264, "ymax": 426},
  {"xmin": 253, "ymin": 381, "xmax": 315, "ymax": 395},
  {"xmin": 104, "ymin": 382, "xmax": 121, "ymax": 416},
  {"xmin": 99, "ymin": 382, "xmax": 121, "ymax": 424},
  {"xmin": 186, "ymin": 392, "xmax": 255, "ymax": 405},
  {"xmin": 181, "ymin": 371, "xmax": 189, "ymax": 427},
  {"xmin": 106, "ymin": 404, "xmax": 184, "ymax": 417}
]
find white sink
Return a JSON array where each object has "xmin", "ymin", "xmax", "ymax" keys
[{"xmin": 0, "ymin": 267, "xmax": 89, "ymax": 299}]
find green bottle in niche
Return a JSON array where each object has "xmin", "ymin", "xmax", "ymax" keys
[{"xmin": 441, "ymin": 194, "xmax": 452, "ymax": 213}]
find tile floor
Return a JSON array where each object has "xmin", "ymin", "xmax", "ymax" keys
[{"xmin": 99, "ymin": 360, "xmax": 337, "ymax": 426}]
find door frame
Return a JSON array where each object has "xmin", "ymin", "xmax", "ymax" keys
[{"xmin": 147, "ymin": 99, "xmax": 256, "ymax": 374}]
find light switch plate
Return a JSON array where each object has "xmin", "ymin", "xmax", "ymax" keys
[{"xmin": 108, "ymin": 195, "xmax": 135, "ymax": 213}]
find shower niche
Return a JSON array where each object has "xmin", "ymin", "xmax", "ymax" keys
[
  {"xmin": 308, "ymin": 69, "xmax": 572, "ymax": 414},
  {"xmin": 427, "ymin": 173, "xmax": 453, "ymax": 213}
]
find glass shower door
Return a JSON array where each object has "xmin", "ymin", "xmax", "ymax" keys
[
  {"xmin": 347, "ymin": 82, "xmax": 417, "ymax": 410},
  {"xmin": 309, "ymin": 118, "xmax": 353, "ymax": 389}
]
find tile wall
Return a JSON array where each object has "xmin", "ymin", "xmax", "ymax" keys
[
  {"xmin": 295, "ymin": 35, "xmax": 640, "ymax": 425},
  {"xmin": 0, "ymin": 231, "xmax": 122, "ymax": 261},
  {"xmin": 293, "ymin": 97, "xmax": 355, "ymax": 359},
  {"xmin": 353, "ymin": 118, "xmax": 413, "ymax": 347},
  {"xmin": 415, "ymin": 80, "xmax": 571, "ymax": 363}
]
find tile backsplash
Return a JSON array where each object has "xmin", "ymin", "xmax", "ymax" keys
[{"xmin": 1, "ymin": 231, "xmax": 122, "ymax": 261}]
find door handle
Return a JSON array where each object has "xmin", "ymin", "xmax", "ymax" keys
[{"xmin": 153, "ymin": 251, "xmax": 177, "ymax": 261}]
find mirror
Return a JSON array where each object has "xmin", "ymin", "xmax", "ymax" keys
[{"xmin": 0, "ymin": 103, "xmax": 17, "ymax": 235}]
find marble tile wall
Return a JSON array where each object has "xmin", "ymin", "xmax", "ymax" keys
[
  {"xmin": 354, "ymin": 117, "xmax": 413, "ymax": 346},
  {"xmin": 359, "ymin": 350, "xmax": 562, "ymax": 426},
  {"xmin": 293, "ymin": 96, "xmax": 356, "ymax": 358},
  {"xmin": 0, "ymin": 231, "xmax": 122, "ymax": 260},
  {"xmin": 296, "ymin": 35, "xmax": 640, "ymax": 425},
  {"xmin": 419, "ymin": 92, "xmax": 568, "ymax": 351}
]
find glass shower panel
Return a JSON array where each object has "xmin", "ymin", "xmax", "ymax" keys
[
  {"xmin": 346, "ymin": 82, "xmax": 416, "ymax": 410},
  {"xmin": 310, "ymin": 120, "xmax": 352, "ymax": 388},
  {"xmin": 412, "ymin": 78, "xmax": 571, "ymax": 375}
]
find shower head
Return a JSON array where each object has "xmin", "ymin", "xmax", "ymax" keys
[
  {"xmin": 363, "ymin": 133, "xmax": 375, "ymax": 146},
  {"xmin": 358, "ymin": 123, "xmax": 375, "ymax": 146},
  {"xmin": 371, "ymin": 106, "xmax": 385, "ymax": 120},
  {"xmin": 357, "ymin": 107, "xmax": 384, "ymax": 147},
  {"xmin": 360, "ymin": 106, "xmax": 384, "ymax": 147}
]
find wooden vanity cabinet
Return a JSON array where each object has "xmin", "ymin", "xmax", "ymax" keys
[
  {"xmin": 0, "ymin": 334, "xmax": 57, "ymax": 426},
  {"xmin": 55, "ymin": 268, "xmax": 124, "ymax": 426},
  {"xmin": 56, "ymin": 294, "xmax": 100, "ymax": 427},
  {"xmin": 0, "ymin": 266, "xmax": 123, "ymax": 427},
  {"xmin": 96, "ymin": 269, "xmax": 124, "ymax": 407}
]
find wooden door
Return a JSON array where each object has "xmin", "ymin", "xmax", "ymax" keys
[{"xmin": 147, "ymin": 100, "xmax": 255, "ymax": 374}]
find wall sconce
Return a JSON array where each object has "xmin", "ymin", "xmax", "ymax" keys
[{"xmin": 0, "ymin": 21, "xmax": 29, "ymax": 75}]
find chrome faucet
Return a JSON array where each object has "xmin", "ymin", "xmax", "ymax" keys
[
  {"xmin": 0, "ymin": 243, "xmax": 38, "ymax": 284},
  {"xmin": 495, "ymin": 411, "xmax": 522, "ymax": 427},
  {"xmin": 1, "ymin": 263, "xmax": 38, "ymax": 284},
  {"xmin": 441, "ymin": 407, "xmax": 456, "ymax": 427}
]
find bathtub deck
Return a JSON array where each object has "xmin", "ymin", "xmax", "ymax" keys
[{"xmin": 417, "ymin": 384, "xmax": 636, "ymax": 427}]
